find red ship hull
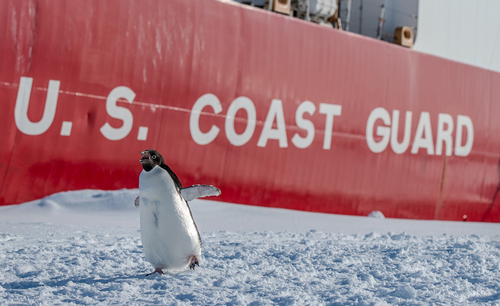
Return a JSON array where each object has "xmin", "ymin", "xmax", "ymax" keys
[{"xmin": 1, "ymin": 0, "xmax": 499, "ymax": 222}]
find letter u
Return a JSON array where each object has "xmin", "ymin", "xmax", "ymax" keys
[
  {"xmin": 390, "ymin": 110, "xmax": 412, "ymax": 154},
  {"xmin": 14, "ymin": 77, "xmax": 60, "ymax": 135}
]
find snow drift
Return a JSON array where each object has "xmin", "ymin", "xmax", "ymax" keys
[{"xmin": 1, "ymin": 189, "xmax": 500, "ymax": 305}]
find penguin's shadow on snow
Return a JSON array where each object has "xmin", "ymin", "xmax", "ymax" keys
[{"xmin": 2, "ymin": 272, "xmax": 159, "ymax": 290}]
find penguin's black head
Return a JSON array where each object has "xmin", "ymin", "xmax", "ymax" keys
[{"xmin": 140, "ymin": 149, "xmax": 165, "ymax": 172}]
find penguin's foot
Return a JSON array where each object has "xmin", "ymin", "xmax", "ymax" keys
[
  {"xmin": 189, "ymin": 256, "xmax": 200, "ymax": 270},
  {"xmin": 146, "ymin": 267, "xmax": 164, "ymax": 276}
]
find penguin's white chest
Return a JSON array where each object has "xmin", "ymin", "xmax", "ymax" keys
[{"xmin": 138, "ymin": 166, "xmax": 201, "ymax": 270}]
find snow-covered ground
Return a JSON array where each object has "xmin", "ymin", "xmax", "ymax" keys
[{"xmin": 1, "ymin": 189, "xmax": 500, "ymax": 305}]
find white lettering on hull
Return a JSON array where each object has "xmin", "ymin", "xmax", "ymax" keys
[
  {"xmin": 14, "ymin": 77, "xmax": 148, "ymax": 141},
  {"xmin": 189, "ymin": 94, "xmax": 342, "ymax": 150},
  {"xmin": 366, "ymin": 107, "xmax": 474, "ymax": 157},
  {"xmin": 14, "ymin": 77, "xmax": 60, "ymax": 136},
  {"xmin": 12, "ymin": 81, "xmax": 475, "ymax": 157},
  {"xmin": 100, "ymin": 86, "xmax": 136, "ymax": 141}
]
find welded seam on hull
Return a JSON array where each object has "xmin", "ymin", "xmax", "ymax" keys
[
  {"xmin": 27, "ymin": 0, "xmax": 38, "ymax": 72},
  {"xmin": 434, "ymin": 155, "xmax": 447, "ymax": 220}
]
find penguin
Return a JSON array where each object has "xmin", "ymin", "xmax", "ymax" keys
[{"xmin": 136, "ymin": 149, "xmax": 221, "ymax": 276}]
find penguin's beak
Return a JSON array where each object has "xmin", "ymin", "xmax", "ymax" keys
[{"xmin": 140, "ymin": 151, "xmax": 149, "ymax": 163}]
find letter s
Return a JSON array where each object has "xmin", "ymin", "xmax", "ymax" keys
[
  {"xmin": 100, "ymin": 86, "xmax": 135, "ymax": 141},
  {"xmin": 291, "ymin": 101, "xmax": 316, "ymax": 149}
]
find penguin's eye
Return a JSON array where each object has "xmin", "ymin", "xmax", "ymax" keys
[{"xmin": 152, "ymin": 155, "xmax": 156, "ymax": 159}]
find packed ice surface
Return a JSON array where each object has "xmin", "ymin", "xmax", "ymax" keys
[{"xmin": 1, "ymin": 189, "xmax": 500, "ymax": 305}]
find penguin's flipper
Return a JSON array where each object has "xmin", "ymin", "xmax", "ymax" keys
[
  {"xmin": 181, "ymin": 185, "xmax": 221, "ymax": 202},
  {"xmin": 135, "ymin": 196, "xmax": 140, "ymax": 209}
]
